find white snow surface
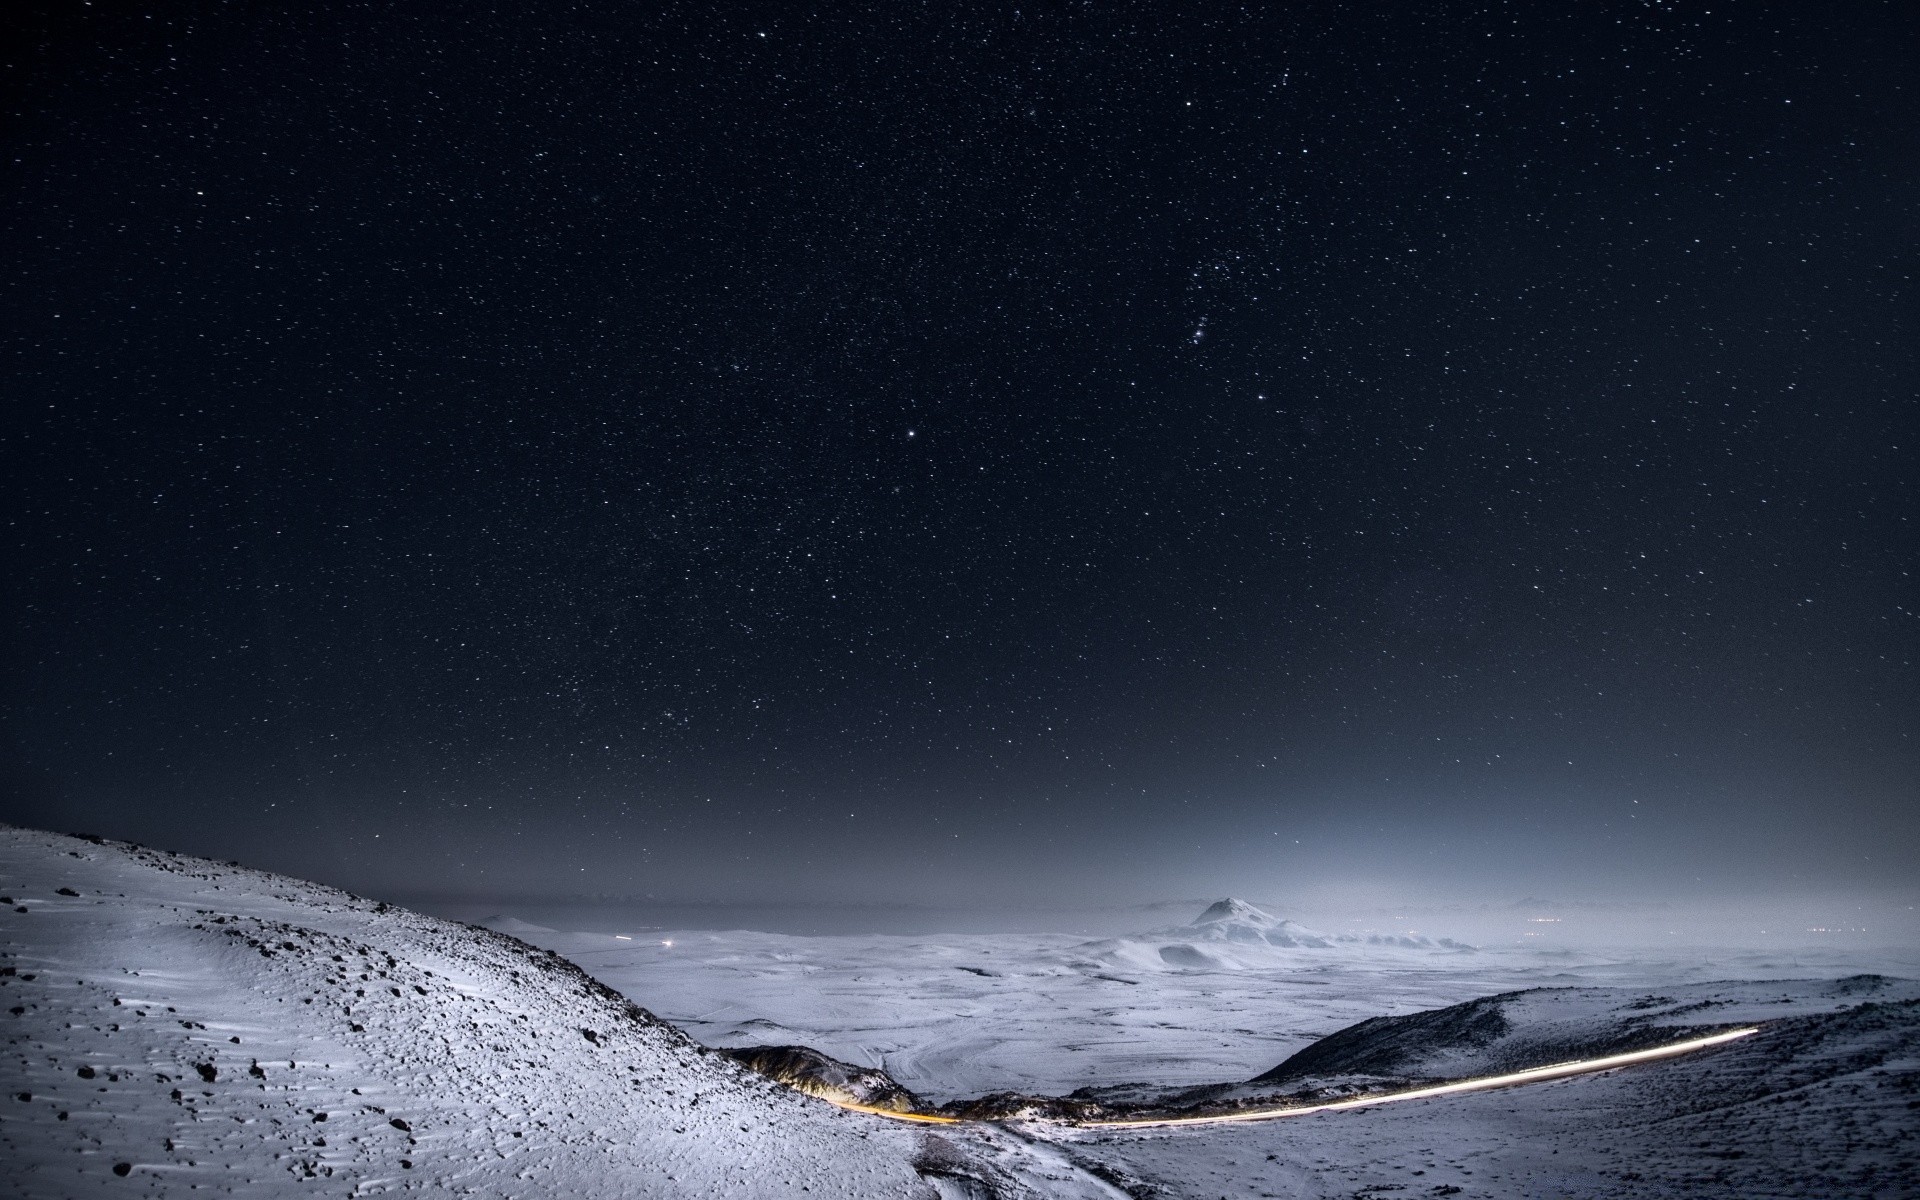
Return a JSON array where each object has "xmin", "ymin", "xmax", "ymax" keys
[{"xmin": 0, "ymin": 827, "xmax": 1123, "ymax": 1198}]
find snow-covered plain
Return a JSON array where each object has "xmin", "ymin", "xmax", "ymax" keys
[
  {"xmin": 5, "ymin": 824, "xmax": 1916, "ymax": 1199},
  {"xmin": 486, "ymin": 897, "xmax": 1916, "ymax": 1104},
  {"xmin": 489, "ymin": 898, "xmax": 1920, "ymax": 1197},
  {"xmin": 474, "ymin": 915, "xmax": 1513, "ymax": 1104}
]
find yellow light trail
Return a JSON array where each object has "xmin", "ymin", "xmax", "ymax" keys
[
  {"xmin": 817, "ymin": 1026, "xmax": 1761, "ymax": 1129},
  {"xmin": 823, "ymin": 1099, "xmax": 964, "ymax": 1124},
  {"xmin": 1080, "ymin": 1026, "xmax": 1762, "ymax": 1129}
]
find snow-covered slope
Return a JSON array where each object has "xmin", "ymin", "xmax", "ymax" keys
[
  {"xmin": 1252, "ymin": 974, "xmax": 1920, "ymax": 1087},
  {"xmin": 0, "ymin": 826, "xmax": 1118, "ymax": 1198},
  {"xmin": 1056, "ymin": 978, "xmax": 1920, "ymax": 1199}
]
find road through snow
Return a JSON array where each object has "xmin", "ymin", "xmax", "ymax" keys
[
  {"xmin": 827, "ymin": 1026, "xmax": 1761, "ymax": 1129},
  {"xmin": 1079, "ymin": 1025, "xmax": 1761, "ymax": 1128}
]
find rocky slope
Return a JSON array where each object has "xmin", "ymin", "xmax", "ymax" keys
[{"xmin": 0, "ymin": 826, "xmax": 1119, "ymax": 1198}]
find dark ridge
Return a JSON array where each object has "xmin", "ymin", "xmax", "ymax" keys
[
  {"xmin": 1250, "ymin": 984, "xmax": 1794, "ymax": 1086},
  {"xmin": 720, "ymin": 1044, "xmax": 926, "ymax": 1113},
  {"xmin": 1252, "ymin": 993, "xmax": 1514, "ymax": 1083},
  {"xmin": 939, "ymin": 1090, "xmax": 1107, "ymax": 1122}
]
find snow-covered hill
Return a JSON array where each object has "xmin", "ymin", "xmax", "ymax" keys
[
  {"xmin": 1056, "ymin": 977, "xmax": 1920, "ymax": 1199},
  {"xmin": 1252, "ymin": 974, "xmax": 1920, "ymax": 1087},
  {"xmin": 0, "ymin": 827, "xmax": 1118, "ymax": 1198}
]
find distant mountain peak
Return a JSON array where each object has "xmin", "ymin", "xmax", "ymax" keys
[
  {"xmin": 1193, "ymin": 898, "xmax": 1276, "ymax": 926},
  {"xmin": 1180, "ymin": 899, "xmax": 1338, "ymax": 948}
]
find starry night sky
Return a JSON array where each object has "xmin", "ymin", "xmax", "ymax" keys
[{"xmin": 4, "ymin": 2, "xmax": 1914, "ymax": 909}]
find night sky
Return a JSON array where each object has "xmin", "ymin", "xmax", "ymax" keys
[{"xmin": 4, "ymin": 2, "xmax": 1914, "ymax": 911}]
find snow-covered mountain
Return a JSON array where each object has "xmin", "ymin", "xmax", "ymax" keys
[
  {"xmin": 1188, "ymin": 897, "xmax": 1476, "ymax": 949},
  {"xmin": 0, "ymin": 826, "xmax": 1117, "ymax": 1198},
  {"xmin": 1185, "ymin": 897, "xmax": 1338, "ymax": 946},
  {"xmin": 1071, "ymin": 898, "xmax": 1474, "ymax": 972}
]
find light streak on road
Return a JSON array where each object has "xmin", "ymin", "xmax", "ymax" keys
[
  {"xmin": 819, "ymin": 1025, "xmax": 1760, "ymax": 1129},
  {"xmin": 1081, "ymin": 1026, "xmax": 1762, "ymax": 1129},
  {"xmin": 824, "ymin": 1099, "xmax": 963, "ymax": 1124}
]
